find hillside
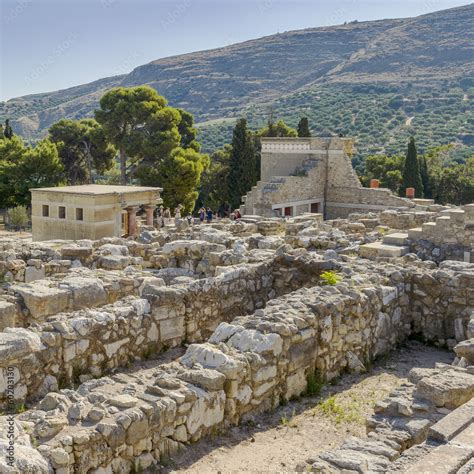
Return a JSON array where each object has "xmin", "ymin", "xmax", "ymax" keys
[{"xmin": 1, "ymin": 3, "xmax": 473, "ymax": 161}]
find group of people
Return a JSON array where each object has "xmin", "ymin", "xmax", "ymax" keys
[
  {"xmin": 197, "ymin": 205, "xmax": 242, "ymax": 223},
  {"xmin": 153, "ymin": 203, "xmax": 242, "ymax": 228},
  {"xmin": 155, "ymin": 205, "xmax": 182, "ymax": 227}
]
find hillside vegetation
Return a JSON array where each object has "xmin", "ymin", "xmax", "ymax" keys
[{"xmin": 1, "ymin": 4, "xmax": 472, "ymax": 162}]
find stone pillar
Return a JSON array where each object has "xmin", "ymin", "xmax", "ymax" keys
[
  {"xmin": 126, "ymin": 206, "xmax": 139, "ymax": 236},
  {"xmin": 370, "ymin": 179, "xmax": 380, "ymax": 189},
  {"xmin": 144, "ymin": 205, "xmax": 155, "ymax": 226},
  {"xmin": 406, "ymin": 187, "xmax": 415, "ymax": 199}
]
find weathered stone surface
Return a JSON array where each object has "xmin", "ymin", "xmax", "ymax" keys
[
  {"xmin": 12, "ymin": 282, "xmax": 69, "ymax": 319},
  {"xmin": 454, "ymin": 338, "xmax": 474, "ymax": 364},
  {"xmin": 0, "ymin": 329, "xmax": 42, "ymax": 362},
  {"xmin": 0, "ymin": 300, "xmax": 18, "ymax": 330},
  {"xmin": 405, "ymin": 444, "xmax": 474, "ymax": 474},
  {"xmin": 428, "ymin": 398, "xmax": 474, "ymax": 442},
  {"xmin": 415, "ymin": 368, "xmax": 474, "ymax": 408}
]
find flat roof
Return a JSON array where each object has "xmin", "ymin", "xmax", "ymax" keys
[{"xmin": 30, "ymin": 184, "xmax": 163, "ymax": 195}]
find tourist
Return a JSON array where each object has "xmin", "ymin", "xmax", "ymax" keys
[
  {"xmin": 206, "ymin": 208, "xmax": 213, "ymax": 223},
  {"xmin": 234, "ymin": 209, "xmax": 241, "ymax": 220},
  {"xmin": 199, "ymin": 207, "xmax": 206, "ymax": 223},
  {"xmin": 163, "ymin": 207, "xmax": 171, "ymax": 226},
  {"xmin": 187, "ymin": 213, "xmax": 193, "ymax": 225},
  {"xmin": 175, "ymin": 205, "xmax": 182, "ymax": 220},
  {"xmin": 158, "ymin": 205, "xmax": 165, "ymax": 228}
]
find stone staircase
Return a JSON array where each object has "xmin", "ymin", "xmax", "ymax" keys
[
  {"xmin": 301, "ymin": 364, "xmax": 474, "ymax": 473},
  {"xmin": 241, "ymin": 157, "xmax": 321, "ymax": 215},
  {"xmin": 360, "ymin": 204, "xmax": 474, "ymax": 261},
  {"xmin": 360, "ymin": 232, "xmax": 410, "ymax": 259}
]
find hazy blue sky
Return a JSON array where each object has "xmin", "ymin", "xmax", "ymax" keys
[{"xmin": 0, "ymin": 0, "xmax": 469, "ymax": 101}]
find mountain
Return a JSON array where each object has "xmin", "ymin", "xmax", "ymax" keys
[{"xmin": 1, "ymin": 4, "xmax": 473, "ymax": 161}]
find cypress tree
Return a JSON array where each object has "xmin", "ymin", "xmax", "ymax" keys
[
  {"xmin": 401, "ymin": 137, "xmax": 423, "ymax": 198},
  {"xmin": 419, "ymin": 154, "xmax": 431, "ymax": 198},
  {"xmin": 3, "ymin": 119, "xmax": 13, "ymax": 139},
  {"xmin": 297, "ymin": 117, "xmax": 311, "ymax": 137},
  {"xmin": 227, "ymin": 118, "xmax": 257, "ymax": 209}
]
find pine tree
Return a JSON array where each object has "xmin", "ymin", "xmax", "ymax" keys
[
  {"xmin": 227, "ymin": 119, "xmax": 257, "ymax": 209},
  {"xmin": 297, "ymin": 117, "xmax": 311, "ymax": 137},
  {"xmin": 401, "ymin": 137, "xmax": 423, "ymax": 198},
  {"xmin": 419, "ymin": 154, "xmax": 431, "ymax": 198}
]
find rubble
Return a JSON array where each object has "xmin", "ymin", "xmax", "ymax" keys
[{"xmin": 0, "ymin": 206, "xmax": 472, "ymax": 472}]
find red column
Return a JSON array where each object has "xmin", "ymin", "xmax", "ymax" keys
[
  {"xmin": 370, "ymin": 179, "xmax": 380, "ymax": 188},
  {"xmin": 406, "ymin": 187, "xmax": 415, "ymax": 199},
  {"xmin": 126, "ymin": 206, "xmax": 139, "ymax": 236},
  {"xmin": 144, "ymin": 205, "xmax": 155, "ymax": 226}
]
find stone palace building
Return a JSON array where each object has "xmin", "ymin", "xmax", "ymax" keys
[
  {"xmin": 31, "ymin": 184, "xmax": 163, "ymax": 241},
  {"xmin": 240, "ymin": 137, "xmax": 415, "ymax": 218}
]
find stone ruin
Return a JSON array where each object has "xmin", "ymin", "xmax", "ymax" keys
[{"xmin": 0, "ymin": 203, "xmax": 473, "ymax": 473}]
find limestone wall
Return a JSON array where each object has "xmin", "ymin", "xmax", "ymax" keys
[
  {"xmin": 326, "ymin": 187, "xmax": 415, "ymax": 219},
  {"xmin": 3, "ymin": 259, "xmax": 473, "ymax": 472},
  {"xmin": 409, "ymin": 205, "xmax": 474, "ymax": 262},
  {"xmin": 379, "ymin": 209, "xmax": 437, "ymax": 229},
  {"xmin": 18, "ymin": 278, "xmax": 410, "ymax": 472},
  {"xmin": 0, "ymin": 256, "xmax": 328, "ymax": 408},
  {"xmin": 402, "ymin": 261, "xmax": 474, "ymax": 343}
]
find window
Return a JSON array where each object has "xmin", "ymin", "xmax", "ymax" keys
[
  {"xmin": 58, "ymin": 206, "xmax": 66, "ymax": 219},
  {"xmin": 76, "ymin": 208, "xmax": 84, "ymax": 221},
  {"xmin": 42, "ymin": 205, "xmax": 49, "ymax": 217}
]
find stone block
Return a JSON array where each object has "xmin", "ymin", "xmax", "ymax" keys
[
  {"xmin": 0, "ymin": 300, "xmax": 18, "ymax": 330},
  {"xmin": 12, "ymin": 282, "xmax": 69, "ymax": 319},
  {"xmin": 405, "ymin": 444, "xmax": 474, "ymax": 474},
  {"xmin": 24, "ymin": 265, "xmax": 46, "ymax": 283},
  {"xmin": 428, "ymin": 398, "xmax": 474, "ymax": 442},
  {"xmin": 160, "ymin": 316, "xmax": 185, "ymax": 341},
  {"xmin": 415, "ymin": 369, "xmax": 474, "ymax": 409}
]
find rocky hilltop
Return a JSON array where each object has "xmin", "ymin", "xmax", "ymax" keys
[{"xmin": 1, "ymin": 4, "xmax": 473, "ymax": 156}]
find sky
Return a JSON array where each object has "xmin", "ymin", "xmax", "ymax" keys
[{"xmin": 0, "ymin": 0, "xmax": 470, "ymax": 101}]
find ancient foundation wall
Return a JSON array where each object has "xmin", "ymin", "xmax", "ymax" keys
[
  {"xmin": 326, "ymin": 187, "xmax": 415, "ymax": 219},
  {"xmin": 0, "ymin": 256, "xmax": 328, "ymax": 408},
  {"xmin": 379, "ymin": 210, "xmax": 436, "ymax": 230},
  {"xmin": 31, "ymin": 280, "xmax": 410, "ymax": 472},
  {"xmin": 5, "ymin": 261, "xmax": 474, "ymax": 472}
]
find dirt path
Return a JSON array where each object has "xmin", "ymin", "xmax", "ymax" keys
[{"xmin": 160, "ymin": 342, "xmax": 451, "ymax": 473}]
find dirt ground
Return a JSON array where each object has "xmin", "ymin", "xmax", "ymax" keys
[{"xmin": 160, "ymin": 341, "xmax": 451, "ymax": 473}]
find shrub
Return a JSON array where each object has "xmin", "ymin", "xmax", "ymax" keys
[
  {"xmin": 320, "ymin": 271, "xmax": 342, "ymax": 286},
  {"xmin": 8, "ymin": 206, "xmax": 29, "ymax": 231},
  {"xmin": 305, "ymin": 372, "xmax": 324, "ymax": 396}
]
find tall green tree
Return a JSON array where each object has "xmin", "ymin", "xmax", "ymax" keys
[
  {"xmin": 227, "ymin": 119, "xmax": 258, "ymax": 209},
  {"xmin": 433, "ymin": 159, "xmax": 474, "ymax": 205},
  {"xmin": 49, "ymin": 118, "xmax": 115, "ymax": 184},
  {"xmin": 96, "ymin": 86, "xmax": 208, "ymax": 211},
  {"xmin": 95, "ymin": 86, "xmax": 172, "ymax": 184},
  {"xmin": 258, "ymin": 119, "xmax": 297, "ymax": 138},
  {"xmin": 159, "ymin": 147, "xmax": 209, "ymax": 213},
  {"xmin": 400, "ymin": 137, "xmax": 423, "ymax": 198},
  {"xmin": 3, "ymin": 119, "xmax": 13, "ymax": 140},
  {"xmin": 0, "ymin": 136, "xmax": 64, "ymax": 207},
  {"xmin": 419, "ymin": 154, "xmax": 431, "ymax": 198},
  {"xmin": 361, "ymin": 154, "xmax": 404, "ymax": 193},
  {"xmin": 198, "ymin": 145, "xmax": 231, "ymax": 210},
  {"xmin": 177, "ymin": 109, "xmax": 199, "ymax": 149},
  {"xmin": 297, "ymin": 117, "xmax": 311, "ymax": 137}
]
